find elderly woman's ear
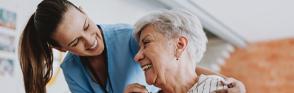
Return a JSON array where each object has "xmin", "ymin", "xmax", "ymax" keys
[{"xmin": 175, "ymin": 36, "xmax": 188, "ymax": 59}]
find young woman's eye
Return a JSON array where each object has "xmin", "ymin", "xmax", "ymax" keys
[
  {"xmin": 71, "ymin": 38, "xmax": 80, "ymax": 47},
  {"xmin": 143, "ymin": 40, "xmax": 151, "ymax": 48}
]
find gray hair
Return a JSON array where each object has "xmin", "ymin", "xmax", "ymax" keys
[{"xmin": 134, "ymin": 9, "xmax": 208, "ymax": 65}]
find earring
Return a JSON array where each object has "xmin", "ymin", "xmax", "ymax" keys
[{"xmin": 176, "ymin": 56, "xmax": 180, "ymax": 62}]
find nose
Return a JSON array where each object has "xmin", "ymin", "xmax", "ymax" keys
[
  {"xmin": 82, "ymin": 33, "xmax": 94, "ymax": 48},
  {"xmin": 134, "ymin": 48, "xmax": 144, "ymax": 63}
]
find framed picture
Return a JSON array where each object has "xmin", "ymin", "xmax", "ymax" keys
[
  {"xmin": 0, "ymin": 57, "xmax": 14, "ymax": 77},
  {"xmin": 0, "ymin": 8, "xmax": 17, "ymax": 30},
  {"xmin": 0, "ymin": 33, "xmax": 15, "ymax": 52},
  {"xmin": 0, "ymin": 7, "xmax": 16, "ymax": 78}
]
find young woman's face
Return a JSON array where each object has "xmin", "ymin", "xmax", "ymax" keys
[{"xmin": 52, "ymin": 8, "xmax": 104, "ymax": 56}]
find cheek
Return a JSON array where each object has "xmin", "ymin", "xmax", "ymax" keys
[
  {"xmin": 147, "ymin": 44, "xmax": 174, "ymax": 61},
  {"xmin": 68, "ymin": 45, "xmax": 86, "ymax": 54},
  {"xmin": 144, "ymin": 45, "xmax": 172, "ymax": 72},
  {"xmin": 68, "ymin": 48, "xmax": 82, "ymax": 55}
]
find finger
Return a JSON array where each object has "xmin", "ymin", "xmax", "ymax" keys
[
  {"xmin": 213, "ymin": 89, "xmax": 228, "ymax": 93},
  {"xmin": 224, "ymin": 79, "xmax": 246, "ymax": 93},
  {"xmin": 125, "ymin": 83, "xmax": 148, "ymax": 93},
  {"xmin": 132, "ymin": 83, "xmax": 147, "ymax": 89},
  {"xmin": 224, "ymin": 78, "xmax": 236, "ymax": 84},
  {"xmin": 220, "ymin": 80, "xmax": 231, "ymax": 86},
  {"xmin": 128, "ymin": 87, "xmax": 148, "ymax": 93},
  {"xmin": 220, "ymin": 80, "xmax": 226, "ymax": 86},
  {"xmin": 227, "ymin": 82, "xmax": 237, "ymax": 88}
]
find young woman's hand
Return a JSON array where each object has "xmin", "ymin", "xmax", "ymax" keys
[
  {"xmin": 214, "ymin": 78, "xmax": 246, "ymax": 93},
  {"xmin": 124, "ymin": 83, "xmax": 149, "ymax": 93}
]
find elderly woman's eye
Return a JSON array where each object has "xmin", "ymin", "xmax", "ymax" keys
[
  {"xmin": 143, "ymin": 40, "xmax": 150, "ymax": 44},
  {"xmin": 143, "ymin": 41, "xmax": 149, "ymax": 44},
  {"xmin": 142, "ymin": 40, "xmax": 151, "ymax": 48}
]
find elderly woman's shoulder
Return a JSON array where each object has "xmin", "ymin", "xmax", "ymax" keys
[
  {"xmin": 202, "ymin": 74, "xmax": 225, "ymax": 80},
  {"xmin": 188, "ymin": 74, "xmax": 226, "ymax": 93}
]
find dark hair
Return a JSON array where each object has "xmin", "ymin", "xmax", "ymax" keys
[{"xmin": 18, "ymin": 0, "xmax": 80, "ymax": 93}]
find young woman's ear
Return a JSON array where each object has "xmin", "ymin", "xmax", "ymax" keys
[{"xmin": 175, "ymin": 36, "xmax": 188, "ymax": 59}]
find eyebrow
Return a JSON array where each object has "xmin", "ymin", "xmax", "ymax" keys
[{"xmin": 66, "ymin": 17, "xmax": 88, "ymax": 47}]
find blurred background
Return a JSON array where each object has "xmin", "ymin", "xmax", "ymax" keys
[{"xmin": 0, "ymin": 0, "xmax": 293, "ymax": 93}]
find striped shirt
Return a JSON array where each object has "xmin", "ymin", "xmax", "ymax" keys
[{"xmin": 187, "ymin": 74, "xmax": 227, "ymax": 93}]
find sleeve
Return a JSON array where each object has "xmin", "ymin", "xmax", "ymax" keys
[
  {"xmin": 63, "ymin": 71, "xmax": 91, "ymax": 93},
  {"xmin": 129, "ymin": 34, "xmax": 139, "ymax": 58},
  {"xmin": 114, "ymin": 23, "xmax": 140, "ymax": 58}
]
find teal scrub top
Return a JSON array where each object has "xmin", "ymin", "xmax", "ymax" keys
[{"xmin": 61, "ymin": 24, "xmax": 158, "ymax": 93}]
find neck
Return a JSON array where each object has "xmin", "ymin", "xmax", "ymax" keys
[
  {"xmin": 162, "ymin": 59, "xmax": 198, "ymax": 93},
  {"xmin": 86, "ymin": 52, "xmax": 108, "ymax": 86},
  {"xmin": 88, "ymin": 52, "xmax": 105, "ymax": 61},
  {"xmin": 87, "ymin": 51, "xmax": 107, "ymax": 71}
]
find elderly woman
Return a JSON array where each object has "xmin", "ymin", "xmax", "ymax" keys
[{"xmin": 125, "ymin": 10, "xmax": 245, "ymax": 93}]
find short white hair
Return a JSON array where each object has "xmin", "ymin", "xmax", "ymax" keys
[{"xmin": 134, "ymin": 9, "xmax": 208, "ymax": 65}]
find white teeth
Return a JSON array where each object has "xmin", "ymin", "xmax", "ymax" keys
[
  {"xmin": 142, "ymin": 64, "xmax": 152, "ymax": 71},
  {"xmin": 90, "ymin": 39, "xmax": 97, "ymax": 49}
]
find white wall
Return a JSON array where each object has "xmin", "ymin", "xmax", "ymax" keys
[
  {"xmin": 0, "ymin": 0, "xmax": 166, "ymax": 93},
  {"xmin": 0, "ymin": 0, "xmax": 29, "ymax": 92},
  {"xmin": 194, "ymin": 0, "xmax": 294, "ymax": 42},
  {"xmin": 70, "ymin": 0, "xmax": 167, "ymax": 24},
  {"xmin": 199, "ymin": 39, "xmax": 235, "ymax": 72}
]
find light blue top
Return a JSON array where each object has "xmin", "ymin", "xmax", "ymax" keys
[{"xmin": 61, "ymin": 24, "xmax": 158, "ymax": 93}]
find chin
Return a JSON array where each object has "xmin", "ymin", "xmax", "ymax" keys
[
  {"xmin": 79, "ymin": 50, "xmax": 102, "ymax": 56},
  {"xmin": 93, "ymin": 49, "xmax": 104, "ymax": 56},
  {"xmin": 86, "ymin": 52, "xmax": 102, "ymax": 56},
  {"xmin": 154, "ymin": 78, "xmax": 168, "ymax": 90}
]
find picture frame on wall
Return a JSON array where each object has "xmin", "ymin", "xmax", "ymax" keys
[
  {"xmin": 0, "ymin": 7, "xmax": 16, "ymax": 30},
  {"xmin": 0, "ymin": 7, "xmax": 16, "ymax": 78}
]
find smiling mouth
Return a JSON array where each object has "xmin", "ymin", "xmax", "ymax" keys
[
  {"xmin": 142, "ymin": 64, "xmax": 152, "ymax": 71},
  {"xmin": 89, "ymin": 38, "xmax": 98, "ymax": 50}
]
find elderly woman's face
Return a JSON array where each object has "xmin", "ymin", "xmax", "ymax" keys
[{"xmin": 134, "ymin": 25, "xmax": 179, "ymax": 88}]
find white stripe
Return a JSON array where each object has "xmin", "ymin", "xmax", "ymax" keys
[{"xmin": 187, "ymin": 75, "xmax": 227, "ymax": 93}]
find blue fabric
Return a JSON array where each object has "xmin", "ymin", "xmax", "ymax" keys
[{"xmin": 61, "ymin": 24, "xmax": 158, "ymax": 93}]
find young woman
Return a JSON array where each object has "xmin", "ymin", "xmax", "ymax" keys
[{"xmin": 19, "ymin": 0, "xmax": 243, "ymax": 93}]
